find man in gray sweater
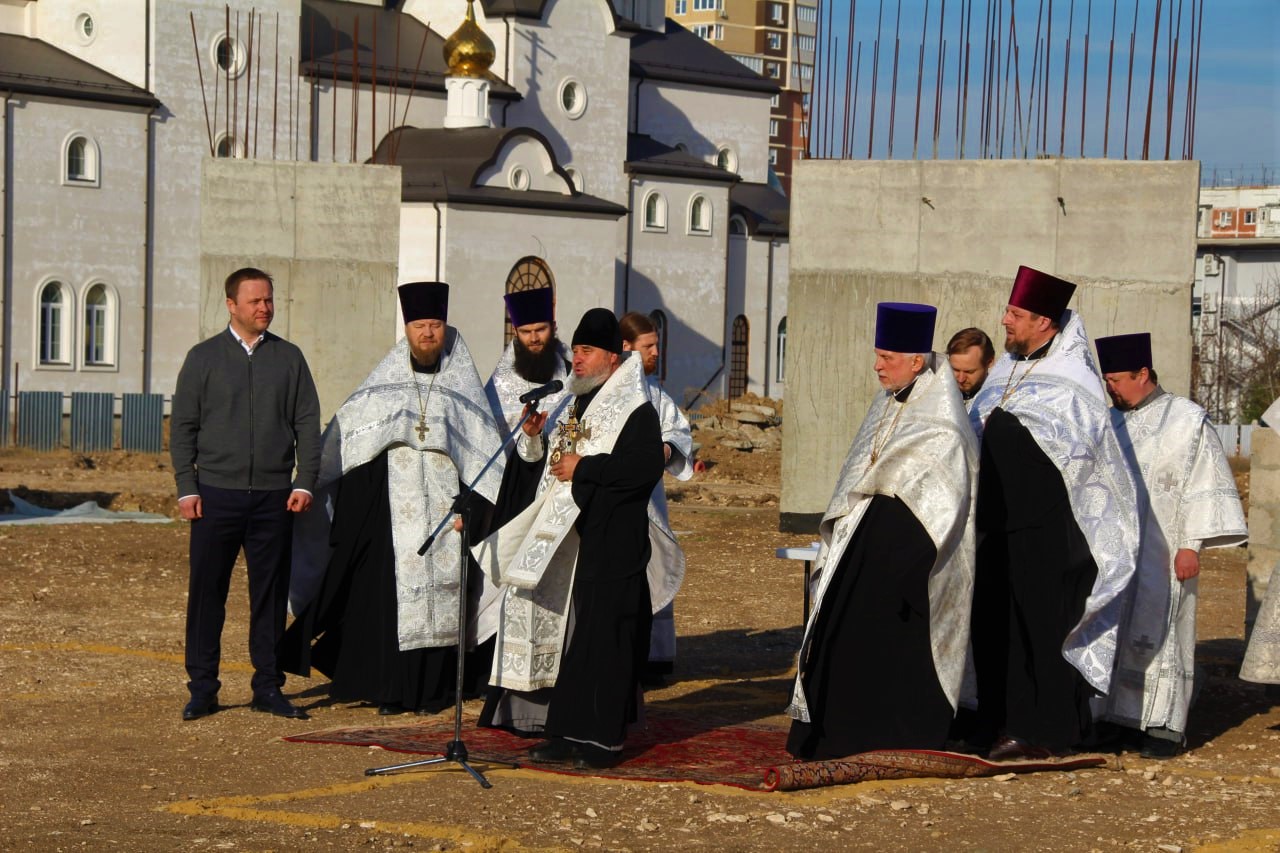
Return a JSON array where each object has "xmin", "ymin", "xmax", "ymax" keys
[{"xmin": 171, "ymin": 267, "xmax": 321, "ymax": 721}]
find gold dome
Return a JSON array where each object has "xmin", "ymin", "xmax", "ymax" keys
[{"xmin": 443, "ymin": 0, "xmax": 496, "ymax": 78}]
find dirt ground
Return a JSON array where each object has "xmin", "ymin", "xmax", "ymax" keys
[{"xmin": 1, "ymin": 439, "xmax": 1278, "ymax": 852}]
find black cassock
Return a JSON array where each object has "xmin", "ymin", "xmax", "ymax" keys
[
  {"xmin": 971, "ymin": 407, "xmax": 1098, "ymax": 750},
  {"xmin": 280, "ymin": 452, "xmax": 494, "ymax": 713},
  {"xmin": 786, "ymin": 494, "xmax": 951, "ymax": 760},
  {"xmin": 481, "ymin": 389, "xmax": 664, "ymax": 748}
]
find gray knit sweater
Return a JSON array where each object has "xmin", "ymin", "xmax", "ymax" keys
[{"xmin": 171, "ymin": 329, "xmax": 321, "ymax": 497}]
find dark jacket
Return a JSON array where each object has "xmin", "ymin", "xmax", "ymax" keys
[{"xmin": 171, "ymin": 329, "xmax": 321, "ymax": 496}]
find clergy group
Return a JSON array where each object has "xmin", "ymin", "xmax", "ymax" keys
[{"xmin": 185, "ymin": 267, "xmax": 1251, "ymax": 769}]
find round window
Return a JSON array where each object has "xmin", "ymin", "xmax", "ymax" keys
[
  {"xmin": 509, "ymin": 166, "xmax": 530, "ymax": 191},
  {"xmin": 76, "ymin": 13, "xmax": 95, "ymax": 43},
  {"xmin": 558, "ymin": 79, "xmax": 588, "ymax": 119},
  {"xmin": 213, "ymin": 35, "xmax": 247, "ymax": 77}
]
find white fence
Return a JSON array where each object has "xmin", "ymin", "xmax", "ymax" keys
[{"xmin": 1215, "ymin": 424, "xmax": 1257, "ymax": 458}]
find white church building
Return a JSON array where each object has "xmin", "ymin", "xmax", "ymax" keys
[{"xmin": 0, "ymin": 0, "xmax": 789, "ymax": 419}]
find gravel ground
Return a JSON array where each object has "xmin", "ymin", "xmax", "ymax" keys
[{"xmin": 0, "ymin": 446, "xmax": 1277, "ymax": 852}]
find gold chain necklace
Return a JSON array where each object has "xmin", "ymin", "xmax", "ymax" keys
[
  {"xmin": 998, "ymin": 339, "xmax": 1052, "ymax": 407},
  {"xmin": 869, "ymin": 391, "xmax": 909, "ymax": 465},
  {"xmin": 412, "ymin": 360, "xmax": 439, "ymax": 441}
]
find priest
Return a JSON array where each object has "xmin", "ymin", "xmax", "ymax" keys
[
  {"xmin": 484, "ymin": 287, "xmax": 572, "ymax": 436},
  {"xmin": 969, "ymin": 266, "xmax": 1141, "ymax": 760},
  {"xmin": 475, "ymin": 308, "xmax": 667, "ymax": 770},
  {"xmin": 282, "ymin": 282, "xmax": 505, "ymax": 715},
  {"xmin": 786, "ymin": 303, "xmax": 978, "ymax": 760},
  {"xmin": 619, "ymin": 311, "xmax": 691, "ymax": 682},
  {"xmin": 1097, "ymin": 332, "xmax": 1246, "ymax": 757}
]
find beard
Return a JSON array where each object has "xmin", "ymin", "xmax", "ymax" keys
[
  {"xmin": 568, "ymin": 369, "xmax": 608, "ymax": 396},
  {"xmin": 513, "ymin": 335, "xmax": 563, "ymax": 384}
]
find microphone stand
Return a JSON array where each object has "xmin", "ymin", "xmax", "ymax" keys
[{"xmin": 365, "ymin": 400, "xmax": 548, "ymax": 788}]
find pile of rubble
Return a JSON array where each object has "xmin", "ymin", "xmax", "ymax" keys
[{"xmin": 691, "ymin": 397, "xmax": 782, "ymax": 453}]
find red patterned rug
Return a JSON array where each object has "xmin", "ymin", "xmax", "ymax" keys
[
  {"xmin": 285, "ymin": 710, "xmax": 788, "ymax": 790},
  {"xmin": 284, "ymin": 710, "xmax": 1112, "ymax": 791}
]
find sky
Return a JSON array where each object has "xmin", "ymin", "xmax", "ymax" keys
[{"xmin": 807, "ymin": 0, "xmax": 1279, "ymax": 182}]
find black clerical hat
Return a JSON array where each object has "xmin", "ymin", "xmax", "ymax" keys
[
  {"xmin": 571, "ymin": 307, "xmax": 622, "ymax": 353},
  {"xmin": 1095, "ymin": 332, "xmax": 1152, "ymax": 374},
  {"xmin": 874, "ymin": 302, "xmax": 937, "ymax": 353},
  {"xmin": 504, "ymin": 288, "xmax": 554, "ymax": 328},
  {"xmin": 1008, "ymin": 266, "xmax": 1076, "ymax": 322},
  {"xmin": 399, "ymin": 282, "xmax": 449, "ymax": 323}
]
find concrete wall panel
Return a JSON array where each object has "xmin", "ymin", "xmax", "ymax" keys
[
  {"xmin": 200, "ymin": 160, "xmax": 400, "ymax": 422},
  {"xmin": 782, "ymin": 159, "xmax": 1200, "ymax": 528}
]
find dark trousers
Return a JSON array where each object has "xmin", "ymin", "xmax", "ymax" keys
[{"xmin": 185, "ymin": 483, "xmax": 293, "ymax": 700}]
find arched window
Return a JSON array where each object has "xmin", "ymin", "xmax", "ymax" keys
[
  {"xmin": 215, "ymin": 134, "xmax": 239, "ymax": 158},
  {"xmin": 649, "ymin": 309, "xmax": 668, "ymax": 382},
  {"xmin": 728, "ymin": 215, "xmax": 748, "ymax": 236},
  {"xmin": 63, "ymin": 134, "xmax": 99, "ymax": 185},
  {"xmin": 84, "ymin": 283, "xmax": 115, "ymax": 367},
  {"xmin": 775, "ymin": 316, "xmax": 787, "ymax": 383},
  {"xmin": 503, "ymin": 257, "xmax": 555, "ymax": 345},
  {"xmin": 729, "ymin": 314, "xmax": 749, "ymax": 398},
  {"xmin": 689, "ymin": 194, "xmax": 712, "ymax": 235},
  {"xmin": 39, "ymin": 281, "xmax": 70, "ymax": 365},
  {"xmin": 715, "ymin": 146, "xmax": 737, "ymax": 173},
  {"xmin": 643, "ymin": 191, "xmax": 667, "ymax": 231}
]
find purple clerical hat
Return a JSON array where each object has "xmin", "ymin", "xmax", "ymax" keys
[
  {"xmin": 874, "ymin": 302, "xmax": 937, "ymax": 353},
  {"xmin": 398, "ymin": 281, "xmax": 449, "ymax": 323},
  {"xmin": 504, "ymin": 288, "xmax": 554, "ymax": 328},
  {"xmin": 1095, "ymin": 332, "xmax": 1152, "ymax": 374},
  {"xmin": 1008, "ymin": 266, "xmax": 1076, "ymax": 322}
]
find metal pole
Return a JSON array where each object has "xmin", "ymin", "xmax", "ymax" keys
[{"xmin": 1141, "ymin": 0, "xmax": 1164, "ymax": 160}]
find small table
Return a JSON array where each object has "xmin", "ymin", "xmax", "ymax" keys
[{"xmin": 775, "ymin": 543, "xmax": 821, "ymax": 624}]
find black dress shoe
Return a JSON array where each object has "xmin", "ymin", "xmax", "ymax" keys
[
  {"xmin": 527, "ymin": 738, "xmax": 577, "ymax": 763},
  {"xmin": 987, "ymin": 734, "xmax": 1053, "ymax": 762},
  {"xmin": 182, "ymin": 696, "xmax": 219, "ymax": 721},
  {"xmin": 572, "ymin": 743, "xmax": 624, "ymax": 770},
  {"xmin": 1138, "ymin": 734, "xmax": 1184, "ymax": 759},
  {"xmin": 250, "ymin": 690, "xmax": 309, "ymax": 720}
]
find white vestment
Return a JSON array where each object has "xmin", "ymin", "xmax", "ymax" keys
[
  {"xmin": 1243, "ymin": 559, "xmax": 1280, "ymax": 684},
  {"xmin": 474, "ymin": 353, "xmax": 678, "ymax": 691},
  {"xmin": 788, "ymin": 357, "xmax": 978, "ymax": 721},
  {"xmin": 645, "ymin": 377, "xmax": 693, "ymax": 664},
  {"xmin": 969, "ymin": 310, "xmax": 1142, "ymax": 694},
  {"xmin": 1104, "ymin": 390, "xmax": 1246, "ymax": 734},
  {"xmin": 484, "ymin": 339, "xmax": 572, "ymax": 437},
  {"xmin": 289, "ymin": 331, "xmax": 504, "ymax": 650}
]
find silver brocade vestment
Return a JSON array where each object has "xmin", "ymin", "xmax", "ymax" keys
[
  {"xmin": 473, "ymin": 353, "xmax": 663, "ymax": 692},
  {"xmin": 969, "ymin": 310, "xmax": 1141, "ymax": 695},
  {"xmin": 1105, "ymin": 391, "xmax": 1246, "ymax": 733},
  {"xmin": 644, "ymin": 377, "xmax": 693, "ymax": 663},
  {"xmin": 289, "ymin": 331, "xmax": 504, "ymax": 651},
  {"xmin": 484, "ymin": 340, "xmax": 573, "ymax": 437},
  {"xmin": 787, "ymin": 357, "xmax": 979, "ymax": 723}
]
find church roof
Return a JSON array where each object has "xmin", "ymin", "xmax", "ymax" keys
[
  {"xmin": 630, "ymin": 19, "xmax": 780, "ymax": 95},
  {"xmin": 0, "ymin": 34, "xmax": 159, "ymax": 108},
  {"xmin": 301, "ymin": 0, "xmax": 519, "ymax": 100},
  {"xmin": 370, "ymin": 126, "xmax": 627, "ymax": 217},
  {"xmin": 478, "ymin": 0, "xmax": 644, "ymax": 31},
  {"xmin": 730, "ymin": 181, "xmax": 790, "ymax": 237},
  {"xmin": 625, "ymin": 134, "xmax": 738, "ymax": 183}
]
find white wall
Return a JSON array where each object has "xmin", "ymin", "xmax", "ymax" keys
[
  {"xmin": 635, "ymin": 81, "xmax": 773, "ymax": 185},
  {"xmin": 6, "ymin": 98, "xmax": 148, "ymax": 394},
  {"xmin": 625, "ymin": 176, "xmax": 730, "ymax": 405},
  {"xmin": 437, "ymin": 204, "xmax": 622, "ymax": 373},
  {"xmin": 504, "ymin": 0, "xmax": 632, "ymax": 207}
]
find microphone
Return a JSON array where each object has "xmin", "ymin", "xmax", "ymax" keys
[{"xmin": 519, "ymin": 379, "xmax": 564, "ymax": 405}]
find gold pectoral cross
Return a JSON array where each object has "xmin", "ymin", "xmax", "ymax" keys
[
  {"xmin": 550, "ymin": 415, "xmax": 591, "ymax": 465},
  {"xmin": 416, "ymin": 415, "xmax": 429, "ymax": 441}
]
